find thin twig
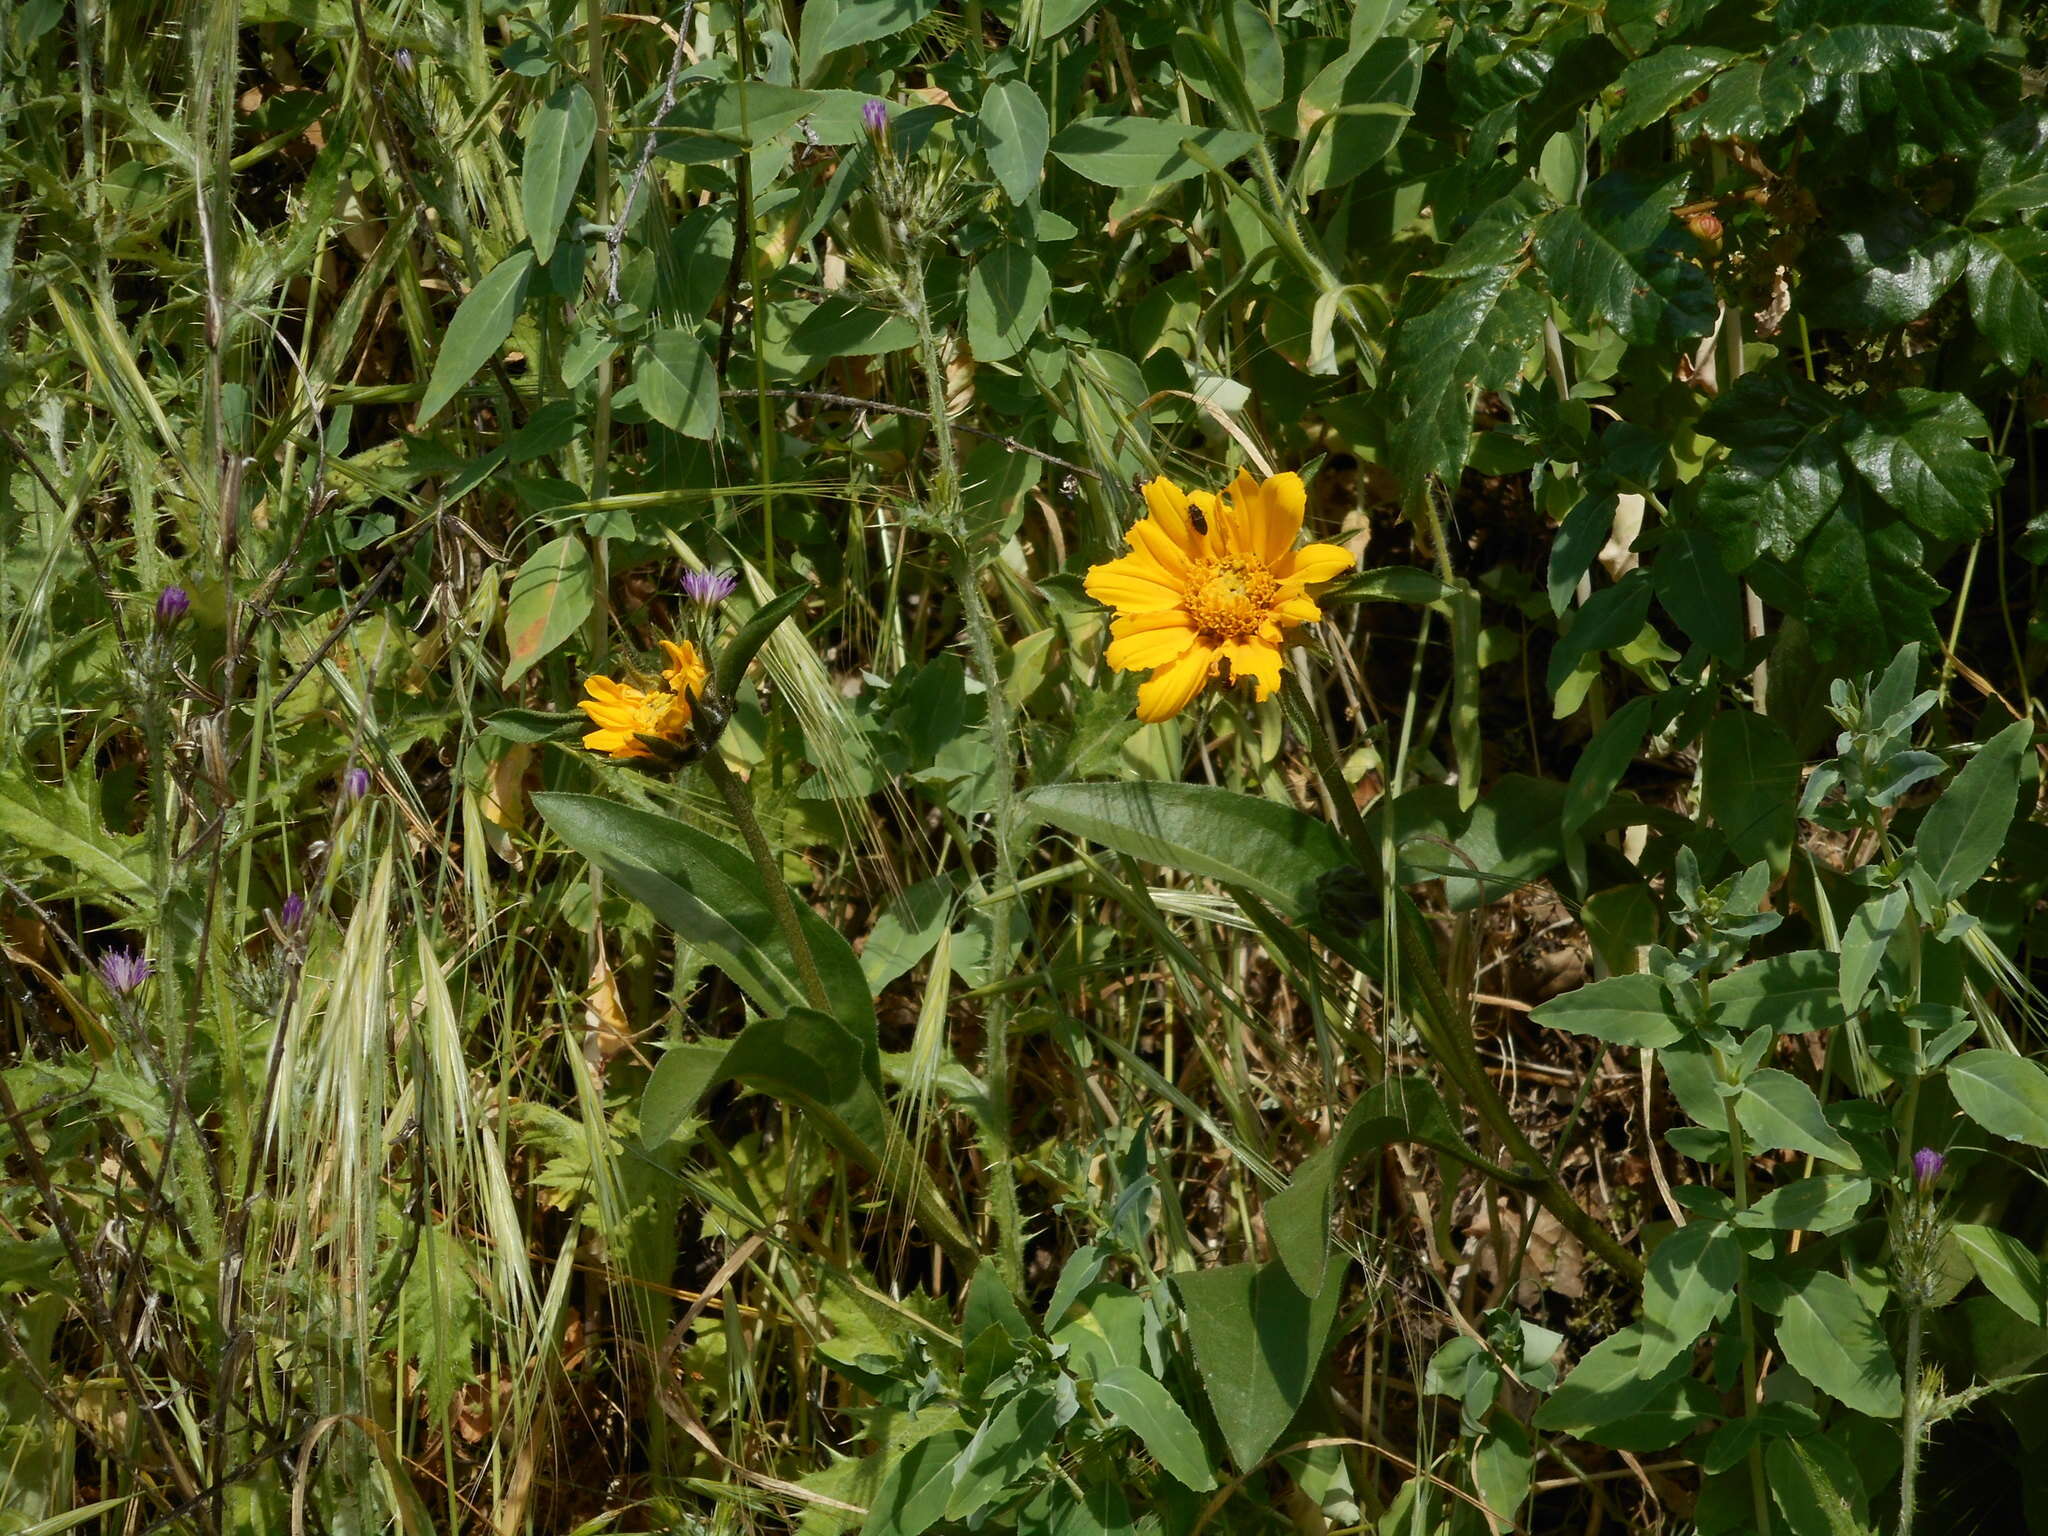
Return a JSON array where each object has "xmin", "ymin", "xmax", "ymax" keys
[
  {"xmin": 726, "ymin": 387, "xmax": 1104, "ymax": 481},
  {"xmin": 607, "ymin": 3, "xmax": 695, "ymax": 303}
]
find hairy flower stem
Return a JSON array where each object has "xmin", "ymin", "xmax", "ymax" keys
[
  {"xmin": 698, "ymin": 746, "xmax": 831, "ymax": 1015},
  {"xmin": 901, "ymin": 243, "xmax": 1025, "ymax": 1290},
  {"xmin": 1282, "ymin": 672, "xmax": 1644, "ymax": 1282},
  {"xmin": 1897, "ymin": 1302, "xmax": 1926, "ymax": 1536},
  {"xmin": 1716, "ymin": 1033, "xmax": 1774, "ymax": 1536}
]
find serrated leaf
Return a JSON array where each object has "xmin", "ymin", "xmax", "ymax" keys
[
  {"xmin": 1695, "ymin": 371, "xmax": 1849, "ymax": 568},
  {"xmin": 1775, "ymin": 1271, "xmax": 1901, "ymax": 1418},
  {"xmin": 1092, "ymin": 1365, "xmax": 1215, "ymax": 1491},
  {"xmin": 1531, "ymin": 972, "xmax": 1682, "ymax": 1049},
  {"xmin": 1386, "ymin": 265, "xmax": 1540, "ymax": 497},
  {"xmin": 1533, "ymin": 171, "xmax": 1716, "ymax": 347},
  {"xmin": 1638, "ymin": 1221, "xmax": 1740, "ymax": 1376},
  {"xmin": 1601, "ymin": 47, "xmax": 1736, "ymax": 146},
  {"xmin": 523, "ymin": 83, "xmax": 597, "ymax": 266},
  {"xmin": 1736, "ymin": 1070, "xmax": 1858, "ymax": 1166},
  {"xmin": 0, "ymin": 769, "xmax": 150, "ymax": 909},
  {"xmin": 1676, "ymin": 56, "xmax": 1806, "ymax": 139},
  {"xmin": 1966, "ymin": 229, "xmax": 2048, "ymax": 371},
  {"xmin": 1048, "ymin": 116, "xmax": 1258, "ymax": 186},
  {"xmin": 967, "ymin": 243, "xmax": 1050, "ymax": 363},
  {"xmin": 1914, "ymin": 718, "xmax": 2032, "ymax": 901},
  {"xmin": 1948, "ymin": 1050, "xmax": 2048, "ymax": 1148},
  {"xmin": 1801, "ymin": 207, "xmax": 1963, "ymax": 331},
  {"xmin": 417, "ymin": 251, "xmax": 535, "ymax": 426},
  {"xmin": 1844, "ymin": 389, "xmax": 2000, "ymax": 544},
  {"xmin": 501, "ymin": 535, "xmax": 593, "ymax": 686},
  {"xmin": 980, "ymin": 79, "xmax": 1050, "ymax": 204},
  {"xmin": 638, "ymin": 329, "xmax": 721, "ymax": 439}
]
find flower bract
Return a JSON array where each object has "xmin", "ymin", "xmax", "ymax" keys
[
  {"xmin": 1084, "ymin": 470, "xmax": 1355, "ymax": 722},
  {"xmin": 579, "ymin": 640, "xmax": 708, "ymax": 760}
]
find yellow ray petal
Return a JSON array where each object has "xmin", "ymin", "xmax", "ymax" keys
[
  {"xmin": 1221, "ymin": 637, "xmax": 1285, "ymax": 701},
  {"xmin": 1135, "ymin": 640, "xmax": 1219, "ymax": 722},
  {"xmin": 1252, "ymin": 472, "xmax": 1306, "ymax": 564},
  {"xmin": 1128, "ymin": 516, "xmax": 1194, "ymax": 578},
  {"xmin": 1273, "ymin": 593, "xmax": 1323, "ymax": 626},
  {"xmin": 1107, "ymin": 614, "xmax": 1200, "ymax": 672},
  {"xmin": 1141, "ymin": 476, "xmax": 1205, "ymax": 556},
  {"xmin": 1185, "ymin": 490, "xmax": 1224, "ymax": 556},
  {"xmin": 1276, "ymin": 541, "xmax": 1356, "ymax": 586},
  {"xmin": 1217, "ymin": 469, "xmax": 1265, "ymax": 556},
  {"xmin": 1085, "ymin": 555, "xmax": 1184, "ymax": 615}
]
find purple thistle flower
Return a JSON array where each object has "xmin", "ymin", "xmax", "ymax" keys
[
  {"xmin": 682, "ymin": 567, "xmax": 739, "ymax": 608},
  {"xmin": 156, "ymin": 586, "xmax": 190, "ymax": 626},
  {"xmin": 1913, "ymin": 1147, "xmax": 1946, "ymax": 1188},
  {"xmin": 342, "ymin": 766, "xmax": 371, "ymax": 801},
  {"xmin": 98, "ymin": 948, "xmax": 153, "ymax": 995},
  {"xmin": 862, "ymin": 97, "xmax": 889, "ymax": 138},
  {"xmin": 280, "ymin": 893, "xmax": 308, "ymax": 932}
]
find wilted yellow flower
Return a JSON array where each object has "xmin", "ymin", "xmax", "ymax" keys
[
  {"xmin": 578, "ymin": 640, "xmax": 709, "ymax": 759},
  {"xmin": 1084, "ymin": 471, "xmax": 1355, "ymax": 722}
]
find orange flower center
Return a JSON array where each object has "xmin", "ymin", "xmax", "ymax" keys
[{"xmin": 1185, "ymin": 555, "xmax": 1279, "ymax": 640}]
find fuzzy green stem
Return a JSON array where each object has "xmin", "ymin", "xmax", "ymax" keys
[
  {"xmin": 1715, "ymin": 1031, "xmax": 1774, "ymax": 1536},
  {"xmin": 902, "ymin": 243, "xmax": 1025, "ymax": 1289},
  {"xmin": 1896, "ymin": 1300, "xmax": 1926, "ymax": 1536},
  {"xmin": 699, "ymin": 746, "xmax": 831, "ymax": 1015}
]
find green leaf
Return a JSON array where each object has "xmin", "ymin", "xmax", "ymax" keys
[
  {"xmin": 1775, "ymin": 1271, "xmax": 1901, "ymax": 1418},
  {"xmin": 1675, "ymin": 56, "xmax": 1805, "ymax": 140},
  {"xmin": 725, "ymin": 1007, "xmax": 893, "ymax": 1171},
  {"xmin": 1532, "ymin": 1326, "xmax": 1712, "ymax": 1448},
  {"xmin": 1737, "ymin": 1175, "xmax": 1873, "ymax": 1234},
  {"xmin": 1637, "ymin": 1221, "xmax": 1740, "ymax": 1376},
  {"xmin": 1546, "ymin": 572, "xmax": 1653, "ymax": 694},
  {"xmin": 1050, "ymin": 1284, "xmax": 1147, "ymax": 1380},
  {"xmin": 946, "ymin": 1384, "xmax": 1065, "ymax": 1517},
  {"xmin": 1840, "ymin": 888, "xmax": 1907, "ymax": 1014},
  {"xmin": 522, "ymin": 83, "xmax": 597, "ymax": 266},
  {"xmin": 1325, "ymin": 565, "xmax": 1460, "ymax": 606},
  {"xmin": 1695, "ymin": 371, "xmax": 1849, "ymax": 569},
  {"xmin": 1914, "ymin": 718, "xmax": 2032, "ymax": 901},
  {"xmin": 501, "ymin": 535, "xmax": 594, "ymax": 686},
  {"xmin": 656, "ymin": 83, "xmax": 824, "ymax": 162},
  {"xmin": 967, "ymin": 243, "xmax": 1051, "ymax": 363},
  {"xmin": 1296, "ymin": 38, "xmax": 1421, "ymax": 194},
  {"xmin": 533, "ymin": 793, "xmax": 878, "ymax": 1048},
  {"xmin": 1531, "ymin": 973, "xmax": 1682, "ymax": 1049},
  {"xmin": 1649, "ymin": 529, "xmax": 1746, "ymax": 667},
  {"xmin": 1801, "ymin": 207, "xmax": 1963, "ymax": 331},
  {"xmin": 1600, "ymin": 46, "xmax": 1736, "ymax": 146},
  {"xmin": 1019, "ymin": 780, "xmax": 1351, "ymax": 922},
  {"xmin": 1796, "ymin": 491, "xmax": 1946, "ymax": 667},
  {"xmin": 640, "ymin": 1041, "xmax": 729, "ymax": 1148},
  {"xmin": 638, "ymin": 328, "xmax": 722, "ymax": 440},
  {"xmin": 788, "ymin": 297, "xmax": 919, "ymax": 361},
  {"xmin": 716, "ymin": 585, "xmax": 809, "ymax": 697},
  {"xmin": 1175, "ymin": 1258, "xmax": 1343, "ymax": 1471},
  {"xmin": 1765, "ymin": 1435, "xmax": 1869, "ymax": 1536},
  {"xmin": 1533, "ymin": 171, "xmax": 1716, "ymax": 347},
  {"xmin": 1712, "ymin": 951, "xmax": 1848, "ymax": 1036},
  {"xmin": 862, "ymin": 1429, "xmax": 972, "ymax": 1536},
  {"xmin": 1735, "ymin": 1070, "xmax": 1858, "ymax": 1166},
  {"xmin": 1548, "ymin": 489, "xmax": 1616, "ymax": 615},
  {"xmin": 1092, "ymin": 1365, "xmax": 1216, "ymax": 1492},
  {"xmin": 1386, "ymin": 263, "xmax": 1536, "ymax": 497},
  {"xmin": 416, "ymin": 250, "xmax": 535, "ymax": 426},
  {"xmin": 1965, "ymin": 229, "xmax": 2048, "ymax": 372},
  {"xmin": 980, "ymin": 80, "xmax": 1050, "ymax": 204},
  {"xmin": 1948, "ymin": 1051, "xmax": 2048, "ymax": 1148},
  {"xmin": 1048, "ymin": 116, "xmax": 1258, "ymax": 186},
  {"xmin": 0, "ymin": 768, "xmax": 150, "ymax": 909},
  {"xmin": 1363, "ymin": 775, "xmax": 1568, "ymax": 910},
  {"xmin": 1563, "ymin": 695, "xmax": 1653, "ymax": 838},
  {"xmin": 816, "ymin": 0, "xmax": 936, "ymax": 55},
  {"xmin": 1701, "ymin": 709, "xmax": 1800, "ymax": 872},
  {"xmin": 1954, "ymin": 1223, "xmax": 2048, "ymax": 1326},
  {"xmin": 1844, "ymin": 389, "xmax": 2000, "ymax": 544}
]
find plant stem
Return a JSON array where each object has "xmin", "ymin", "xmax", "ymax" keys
[
  {"xmin": 1897, "ymin": 1301, "xmax": 1926, "ymax": 1536},
  {"xmin": 1716, "ymin": 1035, "xmax": 1774, "ymax": 1536},
  {"xmin": 902, "ymin": 241, "xmax": 1025, "ymax": 1289},
  {"xmin": 698, "ymin": 745, "xmax": 831, "ymax": 1015}
]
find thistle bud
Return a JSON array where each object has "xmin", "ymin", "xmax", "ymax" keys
[
  {"xmin": 342, "ymin": 766, "xmax": 371, "ymax": 802},
  {"xmin": 862, "ymin": 98, "xmax": 889, "ymax": 140},
  {"xmin": 98, "ymin": 948, "xmax": 153, "ymax": 995},
  {"xmin": 280, "ymin": 893, "xmax": 308, "ymax": 933},
  {"xmin": 1912, "ymin": 1147, "xmax": 1945, "ymax": 1189},
  {"xmin": 156, "ymin": 586, "xmax": 190, "ymax": 627},
  {"xmin": 682, "ymin": 567, "xmax": 739, "ymax": 608}
]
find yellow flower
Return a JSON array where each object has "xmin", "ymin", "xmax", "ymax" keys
[
  {"xmin": 1084, "ymin": 470, "xmax": 1356, "ymax": 722},
  {"xmin": 578, "ymin": 640, "xmax": 709, "ymax": 759}
]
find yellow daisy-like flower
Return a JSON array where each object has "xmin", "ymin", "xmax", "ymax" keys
[
  {"xmin": 1084, "ymin": 470, "xmax": 1356, "ymax": 722},
  {"xmin": 578, "ymin": 640, "xmax": 710, "ymax": 760}
]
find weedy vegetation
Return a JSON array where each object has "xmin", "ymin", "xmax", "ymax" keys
[{"xmin": 7, "ymin": 0, "xmax": 2048, "ymax": 1532}]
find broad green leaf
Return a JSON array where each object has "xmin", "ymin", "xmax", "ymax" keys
[
  {"xmin": 1637, "ymin": 1221, "xmax": 1740, "ymax": 1377},
  {"xmin": 1965, "ymin": 228, "xmax": 2048, "ymax": 372},
  {"xmin": 1839, "ymin": 888, "xmax": 1907, "ymax": 1014},
  {"xmin": 0, "ymin": 769, "xmax": 150, "ymax": 909},
  {"xmin": 1948, "ymin": 1050, "xmax": 2048, "ymax": 1148},
  {"xmin": 638, "ymin": 329, "xmax": 721, "ymax": 440},
  {"xmin": 1953, "ymin": 1223, "xmax": 2048, "ymax": 1326},
  {"xmin": 946, "ymin": 1383, "xmax": 1066, "ymax": 1517},
  {"xmin": 715, "ymin": 585, "xmax": 809, "ymax": 698},
  {"xmin": 724, "ymin": 1008, "xmax": 893, "ymax": 1171},
  {"xmin": 816, "ymin": 0, "xmax": 936, "ymax": 55},
  {"xmin": 522, "ymin": 83, "xmax": 597, "ymax": 266},
  {"xmin": 1601, "ymin": 47, "xmax": 1735, "ymax": 146},
  {"xmin": 1362, "ymin": 775, "xmax": 1568, "ymax": 911},
  {"xmin": 1091, "ymin": 1365, "xmax": 1215, "ymax": 1491},
  {"xmin": 1386, "ymin": 263, "xmax": 1539, "ymax": 497},
  {"xmin": 980, "ymin": 80, "xmax": 1050, "ymax": 204},
  {"xmin": 1532, "ymin": 1325, "xmax": 1713, "ymax": 1448},
  {"xmin": 788, "ymin": 297, "xmax": 918, "ymax": 361},
  {"xmin": 1548, "ymin": 488, "xmax": 1616, "ymax": 615},
  {"xmin": 1775, "ymin": 1272, "xmax": 1901, "ymax": 1418},
  {"xmin": 1914, "ymin": 718, "xmax": 2032, "ymax": 902},
  {"xmin": 533, "ymin": 793, "xmax": 878, "ymax": 1048},
  {"xmin": 1050, "ymin": 1283, "xmax": 1147, "ymax": 1380},
  {"xmin": 1020, "ymin": 780, "xmax": 1351, "ymax": 922},
  {"xmin": 1048, "ymin": 116, "xmax": 1258, "ymax": 187},
  {"xmin": 967, "ymin": 244, "xmax": 1050, "ymax": 363},
  {"xmin": 1701, "ymin": 709, "xmax": 1799, "ymax": 872},
  {"xmin": 1844, "ymin": 389, "xmax": 2000, "ymax": 544},
  {"xmin": 1765, "ymin": 1435, "xmax": 1869, "ymax": 1536},
  {"xmin": 1534, "ymin": 171, "xmax": 1716, "ymax": 347},
  {"xmin": 1695, "ymin": 371, "xmax": 1848, "ymax": 569},
  {"xmin": 1675, "ymin": 56, "xmax": 1804, "ymax": 140},
  {"xmin": 862, "ymin": 1429, "xmax": 972, "ymax": 1536},
  {"xmin": 1802, "ymin": 208, "xmax": 1963, "ymax": 331},
  {"xmin": 1531, "ymin": 973, "xmax": 1682, "ymax": 1050},
  {"xmin": 1563, "ymin": 695, "xmax": 1653, "ymax": 838},
  {"xmin": 1796, "ymin": 490, "xmax": 1946, "ymax": 667},
  {"xmin": 417, "ymin": 250, "xmax": 535, "ymax": 426},
  {"xmin": 1649, "ymin": 528, "xmax": 1746, "ymax": 668},
  {"xmin": 1296, "ymin": 38, "xmax": 1421, "ymax": 193},
  {"xmin": 1326, "ymin": 566, "xmax": 1460, "ymax": 606},
  {"xmin": 639, "ymin": 1041, "xmax": 728, "ymax": 1148},
  {"xmin": 1735, "ymin": 1070, "xmax": 1858, "ymax": 1166},
  {"xmin": 1175, "ymin": 1258, "xmax": 1343, "ymax": 1471},
  {"xmin": 1546, "ymin": 571, "xmax": 1653, "ymax": 694},
  {"xmin": 1173, "ymin": 7, "xmax": 1282, "ymax": 111},
  {"xmin": 500, "ymin": 535, "xmax": 593, "ymax": 686},
  {"xmin": 1736, "ymin": 1175, "xmax": 1872, "ymax": 1234},
  {"xmin": 655, "ymin": 83, "xmax": 823, "ymax": 163}
]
